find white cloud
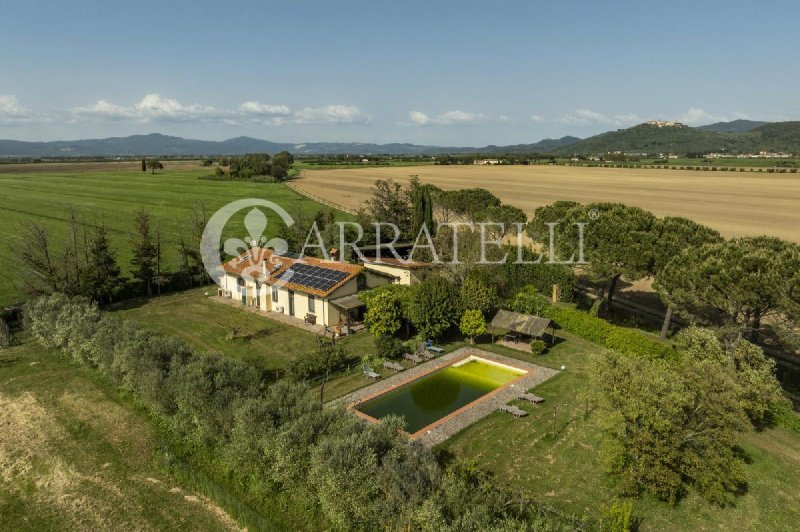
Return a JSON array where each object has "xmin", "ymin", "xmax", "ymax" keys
[
  {"xmin": 678, "ymin": 107, "xmax": 727, "ymax": 125},
  {"xmin": 292, "ymin": 104, "xmax": 368, "ymax": 124},
  {"xmin": 71, "ymin": 95, "xmax": 367, "ymax": 126},
  {"xmin": 406, "ymin": 109, "xmax": 492, "ymax": 126},
  {"xmin": 71, "ymin": 99, "xmax": 138, "ymax": 120},
  {"xmin": 555, "ymin": 109, "xmax": 642, "ymax": 127},
  {"xmin": 71, "ymin": 93, "xmax": 230, "ymax": 123},
  {"xmin": 409, "ymin": 110, "xmax": 431, "ymax": 126},
  {"xmin": 0, "ymin": 95, "xmax": 49, "ymax": 124},
  {"xmin": 238, "ymin": 101, "xmax": 292, "ymax": 116},
  {"xmin": 529, "ymin": 114, "xmax": 545, "ymax": 123}
]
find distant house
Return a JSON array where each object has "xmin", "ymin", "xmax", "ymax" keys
[
  {"xmin": 218, "ymin": 248, "xmax": 390, "ymax": 327},
  {"xmin": 646, "ymin": 120, "xmax": 686, "ymax": 128},
  {"xmin": 473, "ymin": 159, "xmax": 500, "ymax": 165}
]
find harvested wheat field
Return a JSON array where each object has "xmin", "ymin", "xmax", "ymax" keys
[{"xmin": 294, "ymin": 165, "xmax": 800, "ymax": 242}]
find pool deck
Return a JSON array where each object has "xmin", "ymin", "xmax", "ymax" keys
[{"xmin": 331, "ymin": 347, "xmax": 559, "ymax": 446}]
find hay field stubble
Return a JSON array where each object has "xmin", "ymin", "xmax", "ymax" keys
[{"xmin": 294, "ymin": 165, "xmax": 800, "ymax": 242}]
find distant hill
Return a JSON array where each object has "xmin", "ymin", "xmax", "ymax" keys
[
  {"xmin": 0, "ymin": 133, "xmax": 582, "ymax": 158},
  {"xmin": 555, "ymin": 121, "xmax": 800, "ymax": 155},
  {"xmin": 474, "ymin": 136, "xmax": 581, "ymax": 154},
  {"xmin": 1, "ymin": 124, "xmax": 796, "ymax": 157},
  {"xmin": 698, "ymin": 119, "xmax": 769, "ymax": 133}
]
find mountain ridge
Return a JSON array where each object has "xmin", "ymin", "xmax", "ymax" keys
[
  {"xmin": 0, "ymin": 133, "xmax": 581, "ymax": 157},
  {"xmin": 554, "ymin": 121, "xmax": 799, "ymax": 155},
  {"xmin": 1, "ymin": 120, "xmax": 797, "ymax": 157}
]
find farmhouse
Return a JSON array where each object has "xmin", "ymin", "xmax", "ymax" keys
[
  {"xmin": 361, "ymin": 257, "xmax": 435, "ymax": 285},
  {"xmin": 218, "ymin": 248, "xmax": 391, "ymax": 328}
]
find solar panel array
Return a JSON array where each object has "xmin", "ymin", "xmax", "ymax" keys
[{"xmin": 276, "ymin": 263, "xmax": 349, "ymax": 292}]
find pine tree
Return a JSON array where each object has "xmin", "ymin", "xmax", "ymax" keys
[{"xmin": 141, "ymin": 158, "xmax": 147, "ymax": 172}]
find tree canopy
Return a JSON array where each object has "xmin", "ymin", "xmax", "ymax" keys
[{"xmin": 655, "ymin": 237, "xmax": 800, "ymax": 338}]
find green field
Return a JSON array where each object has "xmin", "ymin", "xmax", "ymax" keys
[
  {"xmin": 0, "ymin": 163, "xmax": 342, "ymax": 306},
  {"xmin": 0, "ymin": 334, "xmax": 238, "ymax": 530}
]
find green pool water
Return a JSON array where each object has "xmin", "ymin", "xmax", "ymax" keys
[{"xmin": 355, "ymin": 358, "xmax": 524, "ymax": 433}]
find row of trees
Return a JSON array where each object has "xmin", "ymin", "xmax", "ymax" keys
[
  {"xmin": 16, "ymin": 205, "xmax": 209, "ymax": 303},
  {"xmin": 25, "ymin": 293, "xmax": 580, "ymax": 530},
  {"xmin": 532, "ymin": 201, "xmax": 800, "ymax": 341},
  {"xmin": 215, "ymin": 151, "xmax": 294, "ymax": 182},
  {"xmin": 358, "ymin": 178, "xmax": 526, "ymax": 244},
  {"xmin": 357, "ymin": 177, "xmax": 797, "ymax": 349}
]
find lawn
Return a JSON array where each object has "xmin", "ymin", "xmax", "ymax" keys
[
  {"xmin": 109, "ymin": 287, "xmax": 377, "ymax": 372},
  {"xmin": 441, "ymin": 333, "xmax": 800, "ymax": 530},
  {"xmin": 0, "ymin": 162, "xmax": 345, "ymax": 306},
  {"xmin": 0, "ymin": 333, "xmax": 238, "ymax": 530}
]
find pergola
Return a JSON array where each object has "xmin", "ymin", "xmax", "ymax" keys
[
  {"xmin": 329, "ymin": 294, "xmax": 365, "ymax": 327},
  {"xmin": 490, "ymin": 309, "xmax": 556, "ymax": 344}
]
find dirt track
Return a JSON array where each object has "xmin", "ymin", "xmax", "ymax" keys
[{"xmin": 294, "ymin": 165, "xmax": 800, "ymax": 242}]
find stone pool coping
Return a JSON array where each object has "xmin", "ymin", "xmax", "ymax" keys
[{"xmin": 331, "ymin": 347, "xmax": 559, "ymax": 446}]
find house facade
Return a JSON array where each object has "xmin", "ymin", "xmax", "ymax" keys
[{"xmin": 218, "ymin": 248, "xmax": 389, "ymax": 328}]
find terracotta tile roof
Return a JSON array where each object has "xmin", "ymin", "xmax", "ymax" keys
[
  {"xmin": 362, "ymin": 257, "xmax": 433, "ymax": 269},
  {"xmin": 220, "ymin": 247, "xmax": 363, "ymax": 298}
]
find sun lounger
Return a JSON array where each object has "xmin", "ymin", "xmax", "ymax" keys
[
  {"xmin": 383, "ymin": 361, "xmax": 405, "ymax": 372},
  {"xmin": 363, "ymin": 364, "xmax": 380, "ymax": 380},
  {"xmin": 417, "ymin": 343, "xmax": 436, "ymax": 360},
  {"xmin": 403, "ymin": 352, "xmax": 424, "ymax": 364},
  {"xmin": 425, "ymin": 339, "xmax": 443, "ymax": 353},
  {"xmin": 498, "ymin": 405, "xmax": 528, "ymax": 418},
  {"xmin": 520, "ymin": 393, "xmax": 544, "ymax": 404}
]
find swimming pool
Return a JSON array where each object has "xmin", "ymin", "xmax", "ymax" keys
[{"xmin": 354, "ymin": 355, "xmax": 527, "ymax": 434}]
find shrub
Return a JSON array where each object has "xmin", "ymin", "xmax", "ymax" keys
[
  {"xmin": 460, "ymin": 310, "xmax": 487, "ymax": 344},
  {"xmin": 408, "ymin": 277, "xmax": 461, "ymax": 339},
  {"xmin": 512, "ymin": 291, "xmax": 677, "ymax": 359},
  {"xmin": 287, "ymin": 343, "xmax": 354, "ymax": 380},
  {"xmin": 364, "ymin": 289, "xmax": 403, "ymax": 337},
  {"xmin": 601, "ymin": 500, "xmax": 636, "ymax": 532},
  {"xmin": 510, "ymin": 286, "xmax": 550, "ymax": 315},
  {"xmin": 497, "ymin": 256, "xmax": 575, "ymax": 302},
  {"xmin": 374, "ymin": 335, "xmax": 406, "ymax": 358},
  {"xmin": 529, "ymin": 339, "xmax": 547, "ymax": 355},
  {"xmin": 460, "ymin": 276, "xmax": 499, "ymax": 316}
]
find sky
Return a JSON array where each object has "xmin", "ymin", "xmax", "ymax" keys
[{"xmin": 1, "ymin": 0, "xmax": 798, "ymax": 145}]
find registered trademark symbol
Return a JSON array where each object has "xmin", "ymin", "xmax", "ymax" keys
[{"xmin": 588, "ymin": 208, "xmax": 600, "ymax": 220}]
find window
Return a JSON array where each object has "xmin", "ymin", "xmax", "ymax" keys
[
  {"xmin": 308, "ymin": 294, "xmax": 316, "ymax": 313},
  {"xmin": 272, "ymin": 286, "xmax": 279, "ymax": 303}
]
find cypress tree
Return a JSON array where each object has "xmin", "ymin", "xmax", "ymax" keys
[{"xmin": 87, "ymin": 224, "xmax": 122, "ymax": 303}]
